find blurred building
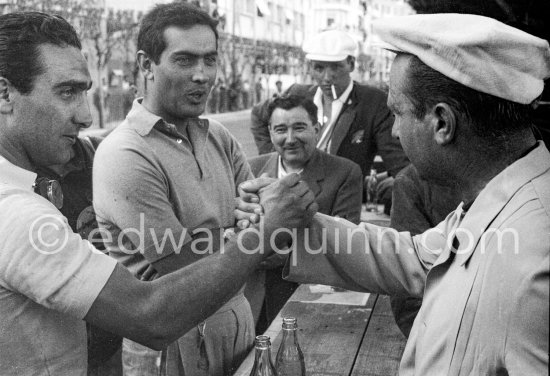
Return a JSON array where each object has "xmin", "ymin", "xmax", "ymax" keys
[
  {"xmin": 0, "ymin": 0, "xmax": 416, "ymax": 115},
  {"xmin": 203, "ymin": 0, "xmax": 313, "ymax": 102},
  {"xmin": 0, "ymin": 1, "xmax": 12, "ymax": 14},
  {"xmin": 364, "ymin": 0, "xmax": 414, "ymax": 83},
  {"xmin": 305, "ymin": 0, "xmax": 371, "ymax": 82},
  {"xmin": 203, "ymin": 0, "xmax": 381, "ymax": 100}
]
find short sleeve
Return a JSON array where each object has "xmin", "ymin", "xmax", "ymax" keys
[{"xmin": 0, "ymin": 189, "xmax": 117, "ymax": 319}]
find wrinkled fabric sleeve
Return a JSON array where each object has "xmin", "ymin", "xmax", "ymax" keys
[
  {"xmin": 0, "ymin": 190, "xmax": 116, "ymax": 319},
  {"xmin": 284, "ymin": 213, "xmax": 452, "ymax": 297}
]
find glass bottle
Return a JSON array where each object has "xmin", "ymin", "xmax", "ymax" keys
[
  {"xmin": 250, "ymin": 335, "xmax": 278, "ymax": 376},
  {"xmin": 275, "ymin": 317, "xmax": 305, "ymax": 376},
  {"xmin": 365, "ymin": 168, "xmax": 378, "ymax": 212}
]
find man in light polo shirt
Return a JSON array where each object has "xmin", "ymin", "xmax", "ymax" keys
[
  {"xmin": 240, "ymin": 14, "xmax": 550, "ymax": 374},
  {"xmin": 0, "ymin": 11, "xmax": 317, "ymax": 375},
  {"xmin": 93, "ymin": 3, "xmax": 285, "ymax": 375}
]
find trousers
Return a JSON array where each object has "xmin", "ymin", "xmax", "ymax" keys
[{"xmin": 122, "ymin": 292, "xmax": 254, "ymax": 376}]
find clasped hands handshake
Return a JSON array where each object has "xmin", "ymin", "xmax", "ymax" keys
[{"xmin": 233, "ymin": 173, "xmax": 318, "ymax": 259}]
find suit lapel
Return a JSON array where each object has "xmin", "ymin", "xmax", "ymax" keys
[
  {"xmin": 329, "ymin": 85, "xmax": 358, "ymax": 154},
  {"xmin": 299, "ymin": 151, "xmax": 324, "ymax": 198},
  {"xmin": 258, "ymin": 153, "xmax": 279, "ymax": 178}
]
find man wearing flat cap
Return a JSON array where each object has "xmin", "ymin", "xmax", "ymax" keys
[
  {"xmin": 250, "ymin": 29, "xmax": 409, "ymax": 180},
  {"xmin": 239, "ymin": 14, "xmax": 550, "ymax": 375}
]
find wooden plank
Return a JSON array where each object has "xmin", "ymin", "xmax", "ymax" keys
[
  {"xmin": 234, "ymin": 285, "xmax": 376, "ymax": 376},
  {"xmin": 350, "ymin": 295, "xmax": 407, "ymax": 376}
]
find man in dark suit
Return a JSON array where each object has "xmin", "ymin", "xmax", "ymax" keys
[
  {"xmin": 245, "ymin": 95, "xmax": 363, "ymax": 331},
  {"xmin": 250, "ymin": 29, "xmax": 408, "ymax": 179}
]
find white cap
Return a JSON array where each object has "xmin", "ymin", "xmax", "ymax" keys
[
  {"xmin": 374, "ymin": 13, "xmax": 550, "ymax": 104},
  {"xmin": 303, "ymin": 29, "xmax": 358, "ymax": 62}
]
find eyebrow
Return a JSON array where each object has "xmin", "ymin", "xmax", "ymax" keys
[
  {"xmin": 272, "ymin": 121, "xmax": 309, "ymax": 128},
  {"xmin": 54, "ymin": 80, "xmax": 92, "ymax": 91},
  {"xmin": 172, "ymin": 51, "xmax": 218, "ymax": 58}
]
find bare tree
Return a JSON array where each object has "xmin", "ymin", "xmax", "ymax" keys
[{"xmin": 4, "ymin": 0, "xmax": 142, "ymax": 128}]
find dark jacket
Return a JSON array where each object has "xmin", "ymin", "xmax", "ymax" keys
[
  {"xmin": 248, "ymin": 149, "xmax": 363, "ymax": 224},
  {"xmin": 250, "ymin": 82, "xmax": 409, "ymax": 177}
]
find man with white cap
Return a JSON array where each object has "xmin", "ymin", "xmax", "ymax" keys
[
  {"xmin": 250, "ymin": 29, "xmax": 409, "ymax": 179},
  {"xmin": 239, "ymin": 14, "xmax": 550, "ymax": 375}
]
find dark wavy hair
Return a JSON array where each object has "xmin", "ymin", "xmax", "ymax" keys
[
  {"xmin": 0, "ymin": 12, "xmax": 81, "ymax": 95},
  {"xmin": 401, "ymin": 53, "xmax": 533, "ymax": 140},
  {"xmin": 267, "ymin": 95, "xmax": 319, "ymax": 126},
  {"xmin": 137, "ymin": 2, "xmax": 219, "ymax": 64}
]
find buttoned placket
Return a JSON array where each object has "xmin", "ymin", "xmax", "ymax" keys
[{"xmin": 154, "ymin": 120, "xmax": 207, "ymax": 179}]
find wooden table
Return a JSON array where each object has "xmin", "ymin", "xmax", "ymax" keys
[
  {"xmin": 234, "ymin": 205, "xmax": 405, "ymax": 375},
  {"xmin": 234, "ymin": 285, "xmax": 407, "ymax": 376}
]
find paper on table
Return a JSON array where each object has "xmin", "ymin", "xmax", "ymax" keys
[{"xmin": 306, "ymin": 284, "xmax": 370, "ymax": 306}]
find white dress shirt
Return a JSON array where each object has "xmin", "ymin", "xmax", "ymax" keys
[{"xmin": 314, "ymin": 80, "xmax": 354, "ymax": 153}]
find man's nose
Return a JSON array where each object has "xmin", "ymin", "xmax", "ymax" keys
[
  {"xmin": 192, "ymin": 61, "xmax": 209, "ymax": 83},
  {"xmin": 285, "ymin": 129, "xmax": 297, "ymax": 143},
  {"xmin": 75, "ymin": 94, "xmax": 93, "ymax": 129},
  {"xmin": 322, "ymin": 69, "xmax": 333, "ymax": 82}
]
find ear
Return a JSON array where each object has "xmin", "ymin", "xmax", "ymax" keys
[
  {"xmin": 0, "ymin": 77, "xmax": 14, "ymax": 115},
  {"xmin": 347, "ymin": 56, "xmax": 356, "ymax": 72},
  {"xmin": 312, "ymin": 122, "xmax": 320, "ymax": 135},
  {"xmin": 137, "ymin": 50, "xmax": 154, "ymax": 81},
  {"xmin": 431, "ymin": 103, "xmax": 456, "ymax": 145}
]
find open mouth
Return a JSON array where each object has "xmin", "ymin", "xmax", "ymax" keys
[{"xmin": 187, "ymin": 91, "xmax": 207, "ymax": 102}]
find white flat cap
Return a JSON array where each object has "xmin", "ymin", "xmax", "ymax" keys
[
  {"xmin": 374, "ymin": 14, "xmax": 550, "ymax": 104},
  {"xmin": 303, "ymin": 29, "xmax": 358, "ymax": 62}
]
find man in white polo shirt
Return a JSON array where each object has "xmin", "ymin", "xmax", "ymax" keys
[{"xmin": 0, "ymin": 11, "xmax": 317, "ymax": 375}]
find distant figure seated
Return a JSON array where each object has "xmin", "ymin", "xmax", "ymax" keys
[{"xmin": 244, "ymin": 95, "xmax": 363, "ymax": 332}]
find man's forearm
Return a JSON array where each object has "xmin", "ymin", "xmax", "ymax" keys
[
  {"xmin": 285, "ymin": 213, "xmax": 428, "ymax": 297},
  {"xmin": 144, "ymin": 232, "xmax": 265, "ymax": 348},
  {"xmin": 151, "ymin": 229, "xmax": 226, "ymax": 276},
  {"xmin": 85, "ymin": 231, "xmax": 266, "ymax": 350}
]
